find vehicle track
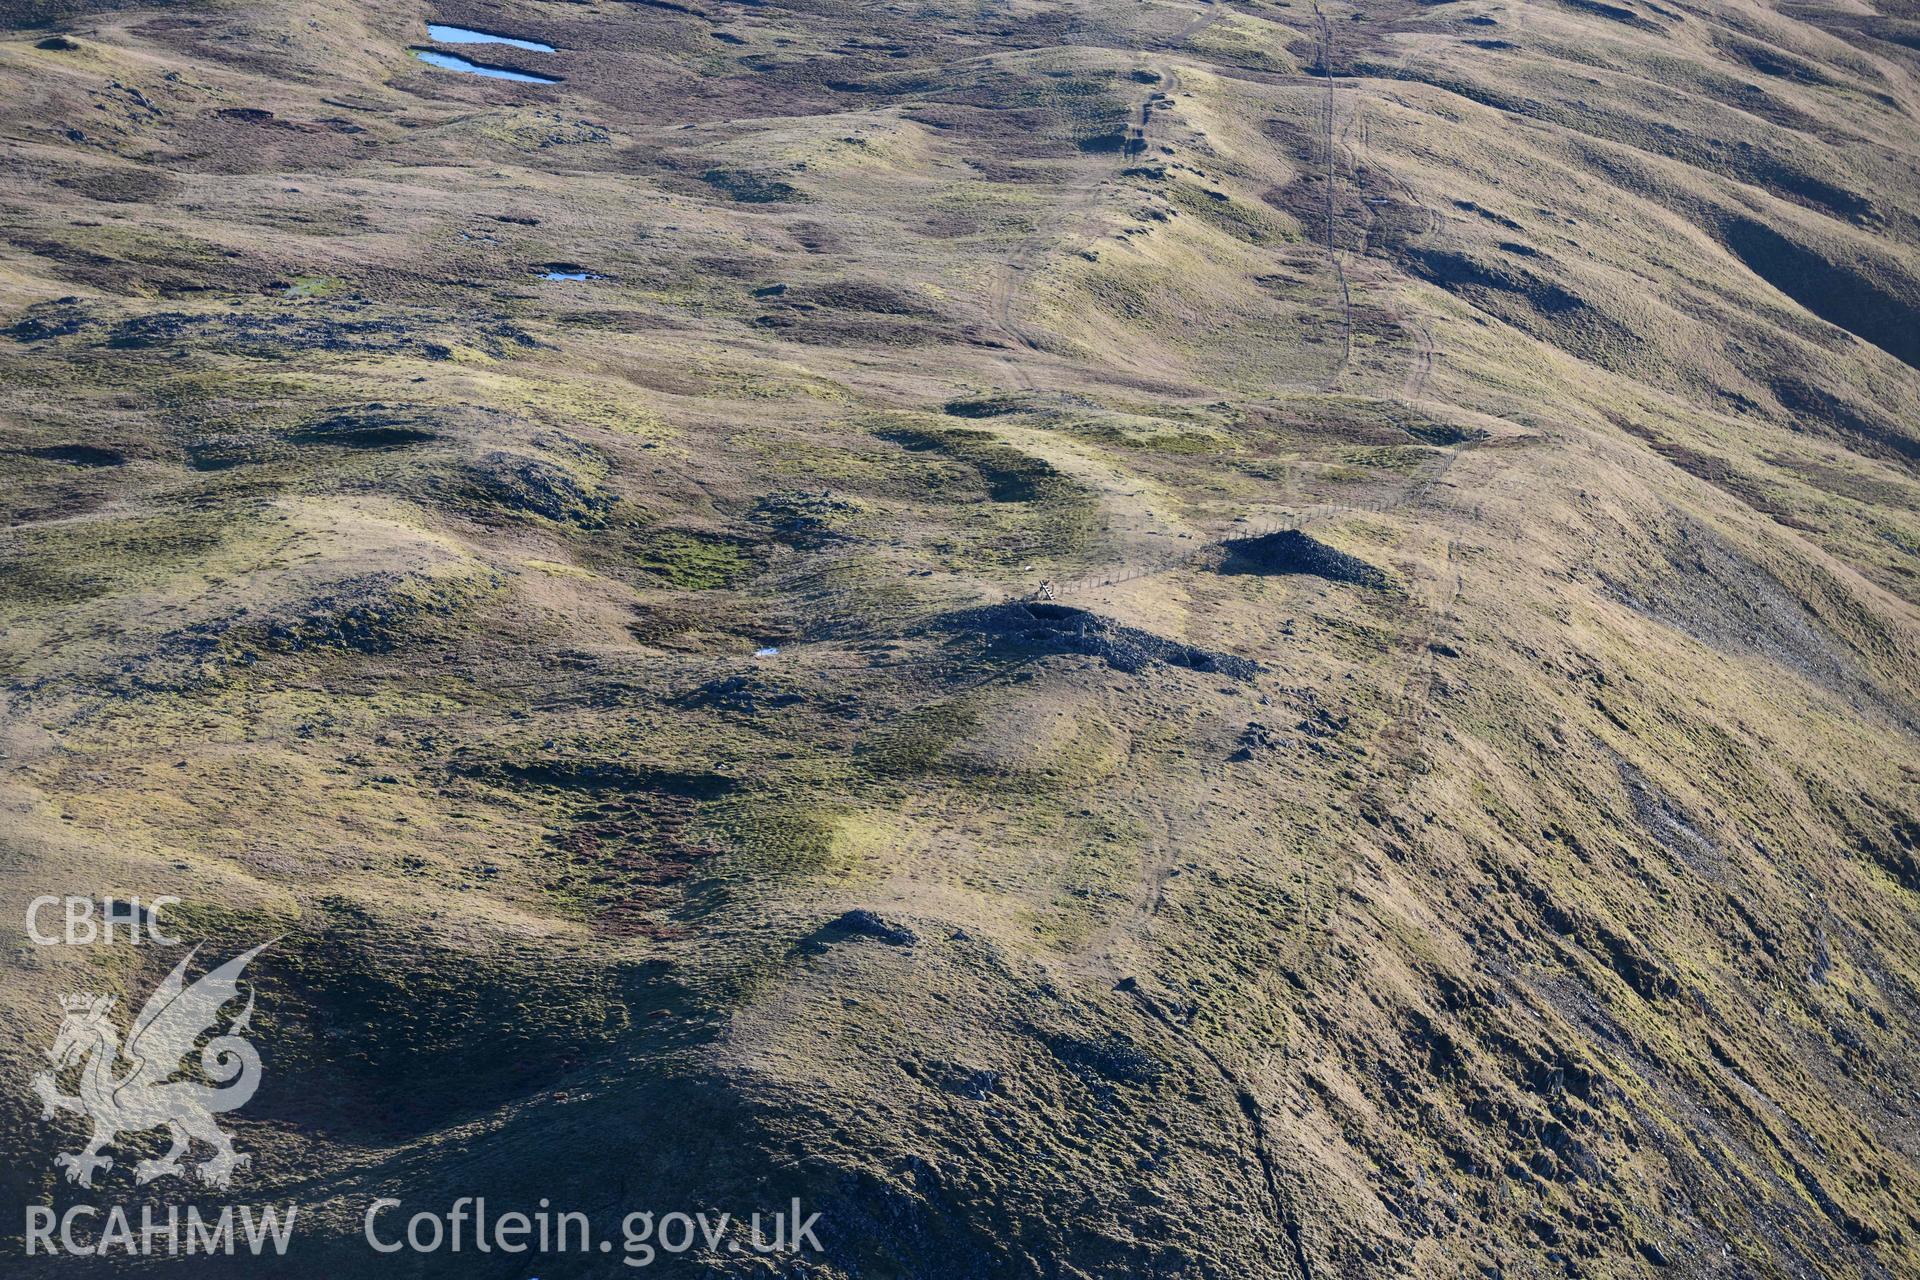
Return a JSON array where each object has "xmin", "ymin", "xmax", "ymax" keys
[
  {"xmin": 980, "ymin": 6, "xmax": 1205, "ymax": 393},
  {"xmin": 880, "ymin": 16, "xmax": 1490, "ymax": 1260},
  {"xmin": 1309, "ymin": 0, "xmax": 1355, "ymax": 387},
  {"xmin": 1125, "ymin": 979, "xmax": 1320, "ymax": 1280}
]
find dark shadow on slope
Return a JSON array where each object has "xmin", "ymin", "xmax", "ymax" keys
[
  {"xmin": 1769, "ymin": 374, "xmax": 1920, "ymax": 467},
  {"xmin": 944, "ymin": 601, "xmax": 1259, "ymax": 679},
  {"xmin": 289, "ymin": 407, "xmax": 439, "ymax": 450},
  {"xmin": 28, "ymin": 443, "xmax": 126, "ymax": 466},
  {"xmin": 252, "ymin": 904, "xmax": 703, "ymax": 1145},
  {"xmin": 1722, "ymin": 218, "xmax": 1920, "ymax": 375},
  {"xmin": 1406, "ymin": 248, "xmax": 1647, "ymax": 374},
  {"xmin": 1602, "ymin": 516, "xmax": 1916, "ymax": 728},
  {"xmin": 794, "ymin": 908, "xmax": 919, "ymax": 954}
]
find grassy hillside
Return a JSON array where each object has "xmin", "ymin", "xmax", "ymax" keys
[{"xmin": 1, "ymin": 0, "xmax": 1917, "ymax": 1275}]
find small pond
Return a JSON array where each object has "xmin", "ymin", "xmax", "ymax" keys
[
  {"xmin": 413, "ymin": 48, "xmax": 560, "ymax": 83},
  {"xmin": 426, "ymin": 24, "xmax": 556, "ymax": 53}
]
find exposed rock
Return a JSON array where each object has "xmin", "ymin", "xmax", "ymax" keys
[
  {"xmin": 946, "ymin": 601, "xmax": 1260, "ymax": 679},
  {"xmin": 466, "ymin": 451, "xmax": 613, "ymax": 528},
  {"xmin": 825, "ymin": 909, "xmax": 918, "ymax": 946},
  {"xmin": 1217, "ymin": 530, "xmax": 1389, "ymax": 587}
]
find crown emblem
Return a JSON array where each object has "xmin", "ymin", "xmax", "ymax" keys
[{"xmin": 36, "ymin": 944, "xmax": 270, "ymax": 1190}]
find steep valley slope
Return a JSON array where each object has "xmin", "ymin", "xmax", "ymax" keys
[{"xmin": 1, "ymin": 0, "xmax": 1918, "ymax": 1275}]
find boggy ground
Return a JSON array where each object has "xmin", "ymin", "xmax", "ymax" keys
[{"xmin": 0, "ymin": 0, "xmax": 1918, "ymax": 1276}]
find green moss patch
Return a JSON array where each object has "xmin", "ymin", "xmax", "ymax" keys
[{"xmin": 628, "ymin": 529, "xmax": 761, "ymax": 590}]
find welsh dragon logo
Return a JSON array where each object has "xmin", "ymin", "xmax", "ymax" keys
[{"xmin": 32, "ymin": 943, "xmax": 270, "ymax": 1190}]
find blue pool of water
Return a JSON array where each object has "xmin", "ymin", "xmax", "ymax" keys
[
  {"xmin": 426, "ymin": 24, "xmax": 556, "ymax": 53},
  {"xmin": 412, "ymin": 49, "xmax": 559, "ymax": 83}
]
